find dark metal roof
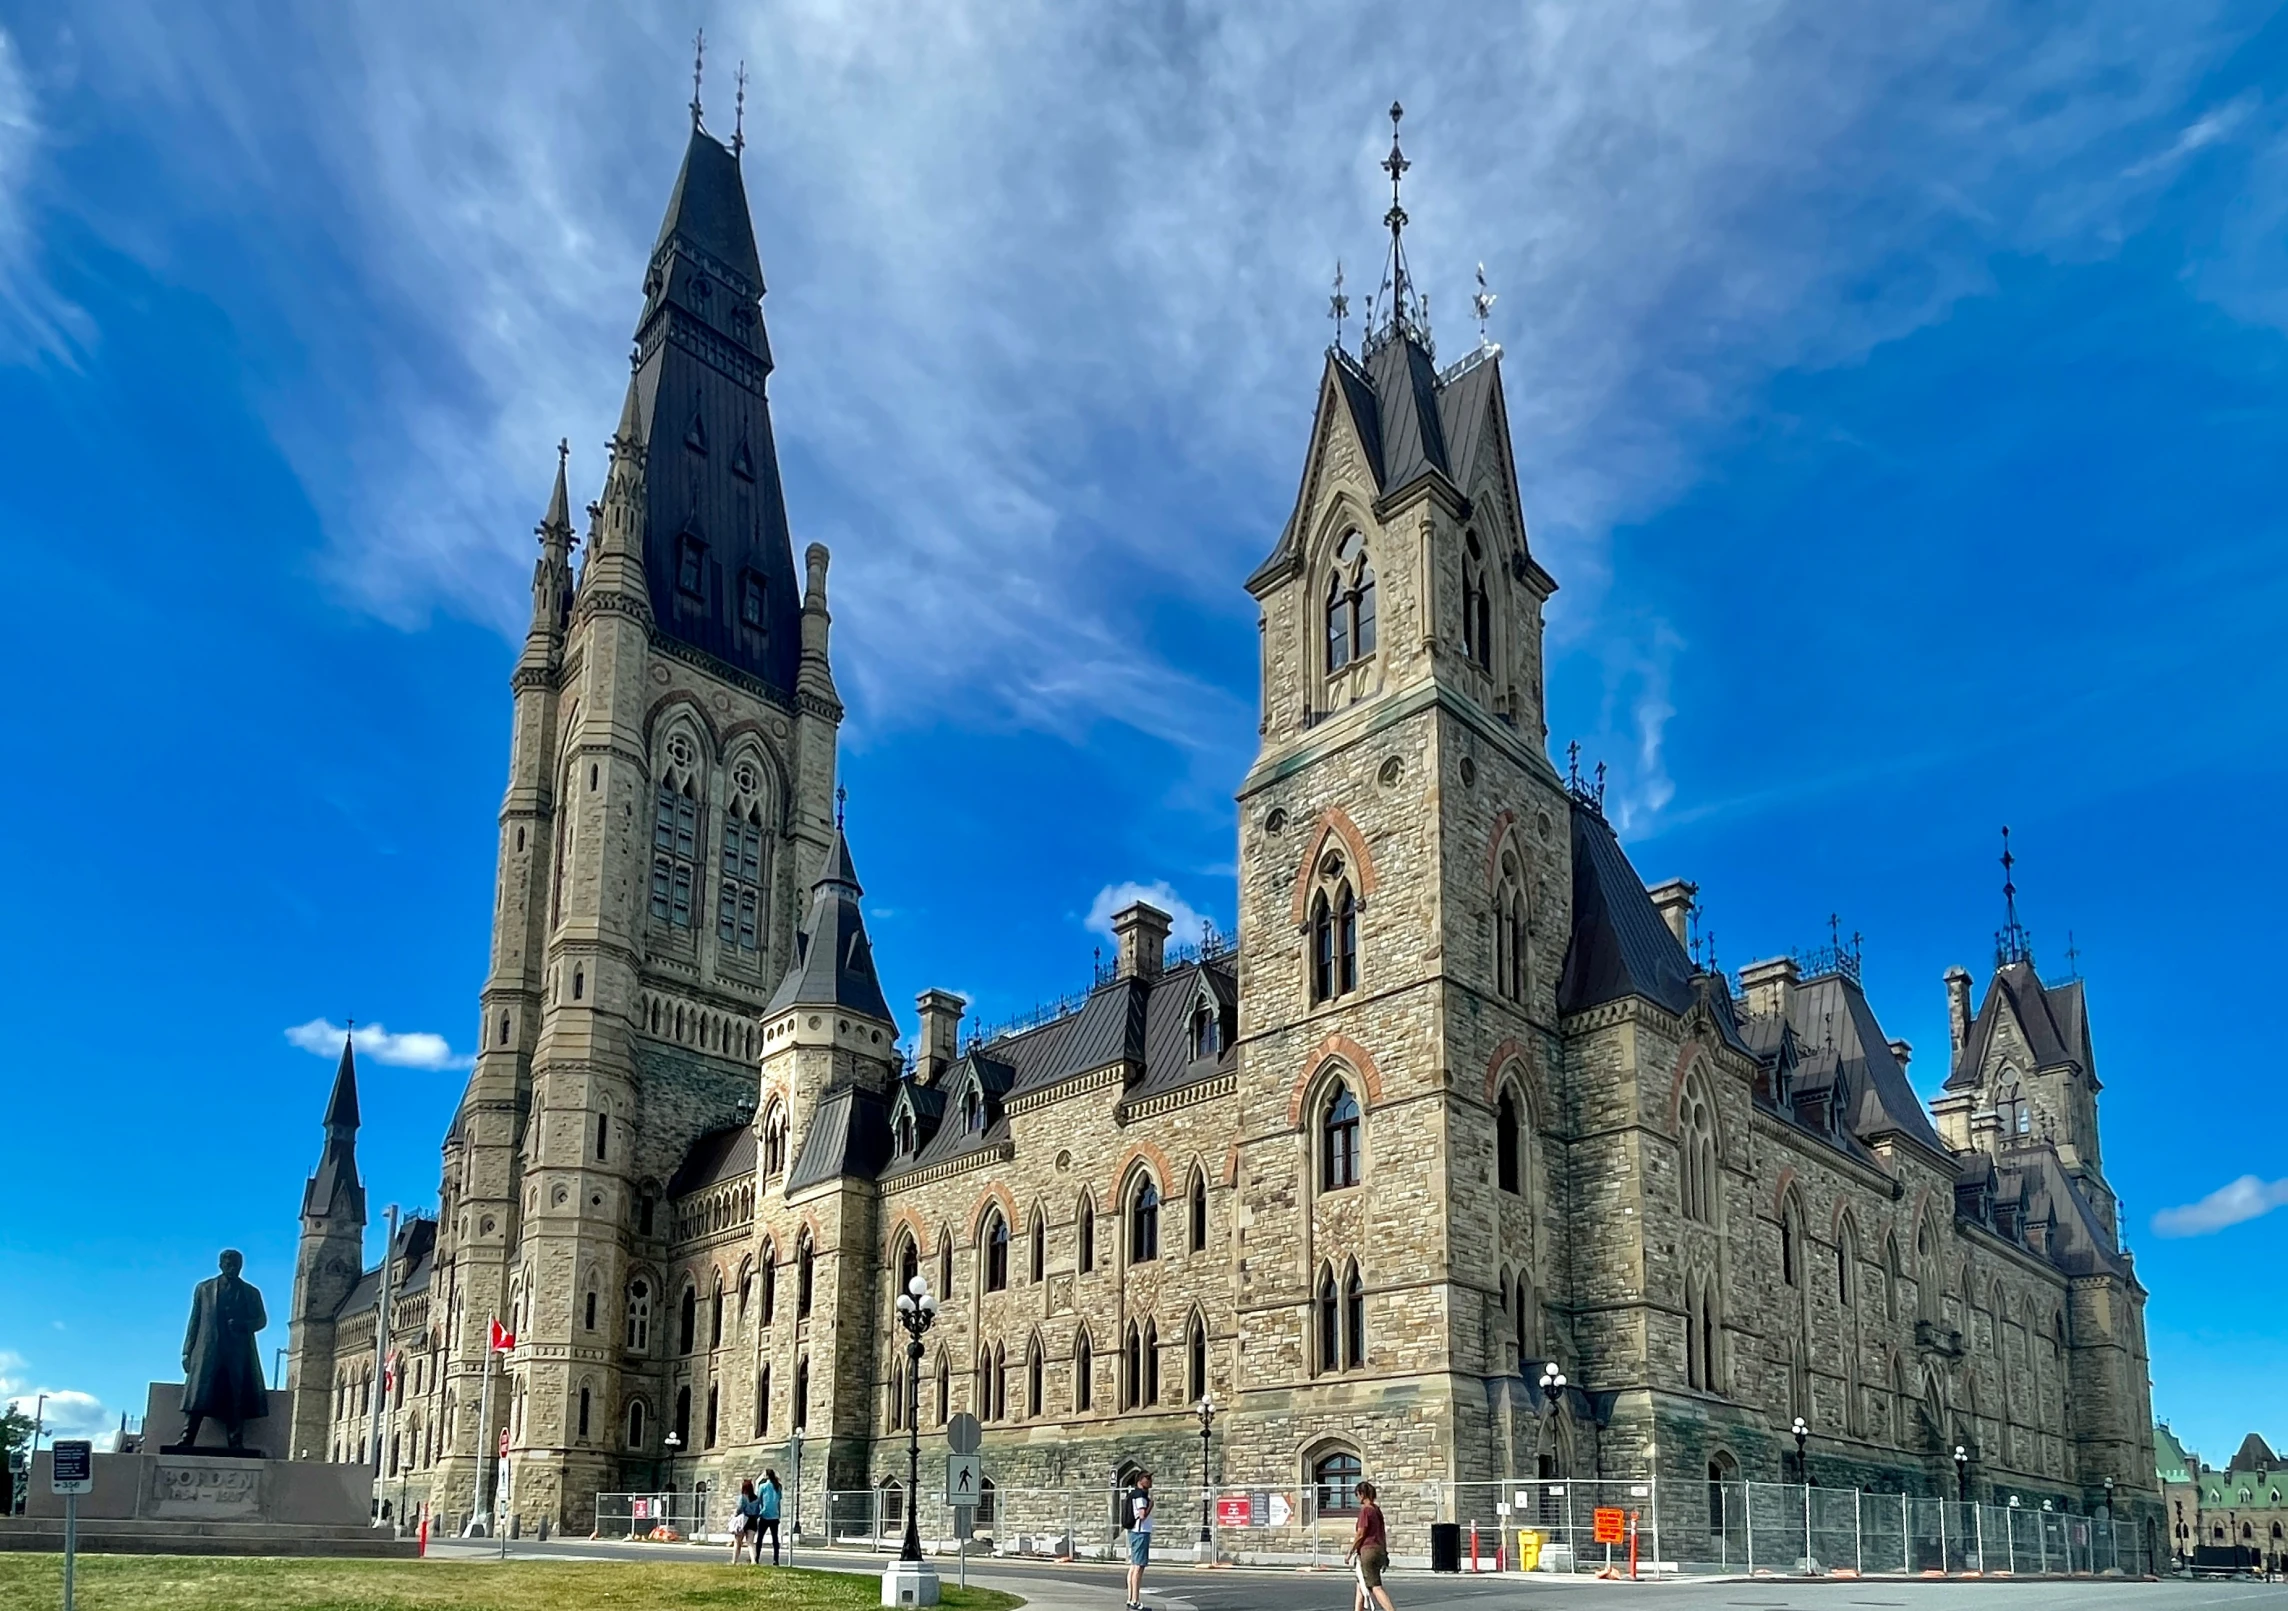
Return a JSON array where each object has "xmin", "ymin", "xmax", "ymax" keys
[
  {"xmin": 302, "ymin": 1038, "xmax": 365, "ymax": 1222},
  {"xmin": 1992, "ymin": 1145, "xmax": 2131, "ymax": 1278},
  {"xmin": 1785, "ymin": 972, "xmax": 1950, "ymax": 1157},
  {"xmin": 1557, "ymin": 800, "xmax": 1704, "ymax": 1022},
  {"xmin": 2233, "ymin": 1433, "xmax": 2280, "ymax": 1471},
  {"xmin": 624, "ymin": 123, "xmax": 803, "ymax": 693},
  {"xmin": 668, "ymin": 1123, "xmax": 756, "ymax": 1198},
  {"xmin": 323, "ymin": 1037, "xmax": 360, "ymax": 1129},
  {"xmin": 331, "ymin": 1216, "xmax": 437, "ymax": 1321},
  {"xmin": 788, "ymin": 1084, "xmax": 892, "ymax": 1192},
  {"xmin": 766, "ymin": 830, "xmax": 894, "ymax": 1023},
  {"xmin": 1947, "ymin": 960, "xmax": 2093, "ymax": 1090}
]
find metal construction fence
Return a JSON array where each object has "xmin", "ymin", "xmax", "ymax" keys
[{"xmin": 599, "ymin": 1476, "xmax": 2140, "ymax": 1578}]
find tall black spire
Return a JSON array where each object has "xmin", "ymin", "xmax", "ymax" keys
[
  {"xmin": 622, "ymin": 109, "xmax": 802, "ymax": 694},
  {"xmin": 303, "ymin": 1034, "xmax": 366, "ymax": 1222},
  {"xmin": 767, "ymin": 828, "xmax": 892, "ymax": 1023}
]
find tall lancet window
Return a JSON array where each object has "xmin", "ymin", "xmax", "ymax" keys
[
  {"xmin": 1461, "ymin": 532, "xmax": 1492, "ymax": 668},
  {"xmin": 717, "ymin": 798, "xmax": 767, "ymax": 952},
  {"xmin": 651, "ymin": 777, "xmax": 701, "ymax": 928},
  {"xmin": 1325, "ymin": 530, "xmax": 1378, "ymax": 673},
  {"xmin": 1309, "ymin": 850, "xmax": 1360, "ymax": 1005}
]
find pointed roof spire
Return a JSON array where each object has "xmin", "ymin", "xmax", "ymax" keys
[
  {"xmin": 690, "ymin": 28, "xmax": 706, "ymax": 130},
  {"xmin": 768, "ymin": 828, "xmax": 891, "ymax": 1022},
  {"xmin": 1366, "ymin": 101, "xmax": 1429, "ymax": 357},
  {"xmin": 539, "ymin": 437, "xmax": 573, "ymax": 539},
  {"xmin": 734, "ymin": 62, "xmax": 748, "ymax": 157},
  {"xmin": 326, "ymin": 1028, "xmax": 361, "ymax": 1130},
  {"xmin": 1995, "ymin": 825, "xmax": 2033, "ymax": 969}
]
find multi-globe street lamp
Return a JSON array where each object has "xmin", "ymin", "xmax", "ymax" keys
[
  {"xmin": 1953, "ymin": 1444, "xmax": 1970, "ymax": 1502},
  {"xmin": 893, "ymin": 1274, "xmax": 940, "ymax": 1565},
  {"xmin": 1791, "ymin": 1416, "xmax": 1809, "ymax": 1485},
  {"xmin": 1195, "ymin": 1396, "xmax": 1217, "ymax": 1550}
]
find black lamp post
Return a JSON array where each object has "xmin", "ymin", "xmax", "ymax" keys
[
  {"xmin": 1537, "ymin": 1361, "xmax": 1567, "ymax": 1415},
  {"xmin": 893, "ymin": 1274, "xmax": 940, "ymax": 1564},
  {"xmin": 2103, "ymin": 1474, "xmax": 2115, "ymax": 1520},
  {"xmin": 1953, "ymin": 1444, "xmax": 1969, "ymax": 1503},
  {"xmin": 1791, "ymin": 1417, "xmax": 1809, "ymax": 1485},
  {"xmin": 1196, "ymin": 1396, "xmax": 1217, "ymax": 1548}
]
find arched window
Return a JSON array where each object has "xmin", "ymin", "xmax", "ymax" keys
[
  {"xmin": 1078, "ymin": 1197, "xmax": 1097, "ymax": 1274},
  {"xmin": 1496, "ymin": 1089, "xmax": 1522, "ymax": 1194},
  {"xmin": 939, "ymin": 1232, "xmax": 954, "ymax": 1297},
  {"xmin": 626, "ymin": 1279, "xmax": 652, "ymax": 1352},
  {"xmin": 1188, "ymin": 1314, "xmax": 1208, "ymax": 1403},
  {"xmin": 1189, "ymin": 1170, "xmax": 1209, "ymax": 1251},
  {"xmin": 1837, "ymin": 1222, "xmax": 1859, "ymax": 1310},
  {"xmin": 1514, "ymin": 1275, "xmax": 1535, "ymax": 1363},
  {"xmin": 627, "ymin": 1399, "xmax": 647, "ymax": 1449},
  {"xmin": 1996, "ymin": 1079, "xmax": 2030, "ymax": 1139},
  {"xmin": 794, "ymin": 1357, "xmax": 811, "ymax": 1430},
  {"xmin": 984, "ymin": 1212, "xmax": 1010, "ymax": 1292},
  {"xmin": 710, "ymin": 1276, "xmax": 725, "ymax": 1348},
  {"xmin": 889, "ymin": 1360, "xmax": 905, "ymax": 1432},
  {"xmin": 650, "ymin": 777, "xmax": 700, "ymax": 927},
  {"xmin": 678, "ymin": 1283, "xmax": 698, "ymax": 1354},
  {"xmin": 935, "ymin": 1354, "xmax": 950, "ymax": 1425},
  {"xmin": 1317, "ymin": 1265, "xmax": 1341, "ymax": 1373},
  {"xmin": 673, "ymin": 1385, "xmax": 692, "ymax": 1447},
  {"xmin": 1343, "ymin": 1262, "xmax": 1366, "ymax": 1368},
  {"xmin": 582, "ymin": 1280, "xmax": 599, "ymax": 1332},
  {"xmin": 705, "ymin": 1382, "xmax": 719, "ymax": 1447},
  {"xmin": 760, "ymin": 1242, "xmax": 777, "ymax": 1325},
  {"xmin": 1314, "ymin": 1451, "xmax": 1364, "ymax": 1516},
  {"xmin": 1124, "ymin": 1322, "xmax": 1145, "ymax": 1409},
  {"xmin": 1313, "ymin": 1081, "xmax": 1359, "ymax": 1191},
  {"xmin": 757, "ymin": 1366, "xmax": 771, "ymax": 1437},
  {"xmin": 716, "ymin": 801, "xmax": 767, "ymax": 951},
  {"xmin": 1461, "ymin": 532, "xmax": 1492, "ymax": 668},
  {"xmin": 762, "ymin": 1106, "xmax": 789, "ymax": 1176},
  {"xmin": 1494, "ymin": 855, "xmax": 1529, "ymax": 1003},
  {"xmin": 797, "ymin": 1230, "xmax": 816, "ymax": 1316},
  {"xmin": 1029, "ymin": 1208, "xmax": 1047, "ymax": 1283},
  {"xmin": 977, "ymin": 1477, "xmax": 998, "ymax": 1528},
  {"xmin": 1026, "ymin": 1337, "xmax": 1045, "ymax": 1418},
  {"xmin": 1679, "ymin": 1070, "xmax": 1717, "ymax": 1224},
  {"xmin": 963, "ymin": 1087, "xmax": 984, "ymax": 1132},
  {"xmin": 895, "ymin": 1112, "xmax": 916, "ymax": 1156},
  {"xmin": 1325, "ymin": 530, "xmax": 1377, "ymax": 673},
  {"xmin": 1308, "ymin": 853, "xmax": 1360, "ymax": 1004},
  {"xmin": 898, "ymin": 1235, "xmax": 920, "ymax": 1299},
  {"xmin": 1130, "ymin": 1178, "xmax": 1161, "ymax": 1264},
  {"xmin": 975, "ymin": 1346, "xmax": 995, "ymax": 1421},
  {"xmin": 1780, "ymin": 1200, "xmax": 1801, "ymax": 1288},
  {"xmin": 1144, "ymin": 1321, "xmax": 1160, "ymax": 1404},
  {"xmin": 1075, "ymin": 1331, "xmax": 1095, "ymax": 1411},
  {"xmin": 1191, "ymin": 997, "xmax": 1218, "ymax": 1060}
]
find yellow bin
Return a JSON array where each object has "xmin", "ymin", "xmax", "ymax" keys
[{"xmin": 1516, "ymin": 1529, "xmax": 1543, "ymax": 1572}]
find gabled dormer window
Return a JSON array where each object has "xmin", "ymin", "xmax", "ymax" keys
[
  {"xmin": 739, "ymin": 571, "xmax": 767, "ymax": 631},
  {"xmin": 894, "ymin": 1112, "xmax": 916, "ymax": 1157},
  {"xmin": 963, "ymin": 1087, "xmax": 984, "ymax": 1133},
  {"xmin": 1190, "ymin": 996, "xmax": 1219, "ymax": 1061},
  {"xmin": 676, "ymin": 534, "xmax": 707, "ymax": 597}
]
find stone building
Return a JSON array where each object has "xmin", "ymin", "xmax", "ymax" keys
[
  {"xmin": 282, "ymin": 102, "xmax": 2161, "ymax": 1550},
  {"xmin": 2181, "ymin": 1431, "xmax": 2288, "ymax": 1569}
]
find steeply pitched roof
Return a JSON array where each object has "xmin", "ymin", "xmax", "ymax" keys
[
  {"xmin": 331, "ymin": 1215, "xmax": 437, "ymax": 1321},
  {"xmin": 652, "ymin": 124, "xmax": 766, "ymax": 297},
  {"xmin": 788, "ymin": 1084, "xmax": 891, "ymax": 1192},
  {"xmin": 766, "ymin": 830, "xmax": 894, "ymax": 1024},
  {"xmin": 1557, "ymin": 801, "xmax": 1701, "ymax": 1021},
  {"xmin": 2154, "ymin": 1424, "xmax": 2196, "ymax": 1485},
  {"xmin": 668, "ymin": 1123, "xmax": 757, "ymax": 1198},
  {"xmin": 1784, "ymin": 972, "xmax": 1950, "ymax": 1158},
  {"xmin": 323, "ymin": 1037, "xmax": 360, "ymax": 1129},
  {"xmin": 1947, "ymin": 960, "xmax": 2094, "ymax": 1090},
  {"xmin": 2233, "ymin": 1432, "xmax": 2280, "ymax": 1471},
  {"xmin": 303, "ymin": 1038, "xmax": 365, "ymax": 1222}
]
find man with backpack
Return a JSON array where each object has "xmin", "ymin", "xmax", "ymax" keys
[{"xmin": 1123, "ymin": 1471, "xmax": 1154, "ymax": 1610}]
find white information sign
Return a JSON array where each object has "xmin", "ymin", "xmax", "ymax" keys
[
  {"xmin": 945, "ymin": 1453, "xmax": 981, "ymax": 1505},
  {"xmin": 1266, "ymin": 1490, "xmax": 1293, "ymax": 1527}
]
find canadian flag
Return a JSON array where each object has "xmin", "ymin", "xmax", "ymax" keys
[
  {"xmin": 383, "ymin": 1352, "xmax": 401, "ymax": 1391},
  {"xmin": 489, "ymin": 1317, "xmax": 516, "ymax": 1353}
]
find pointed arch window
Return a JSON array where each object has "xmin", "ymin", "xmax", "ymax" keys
[
  {"xmin": 757, "ymin": 1366, "xmax": 771, "ymax": 1436},
  {"xmin": 1317, "ymin": 1265, "xmax": 1341, "ymax": 1373},
  {"xmin": 984, "ymin": 1211, "xmax": 1010, "ymax": 1292},
  {"xmin": 1780, "ymin": 1198, "xmax": 1802, "ymax": 1288},
  {"xmin": 1189, "ymin": 1170, "xmax": 1209, "ymax": 1252},
  {"xmin": 650, "ymin": 778, "xmax": 701, "ymax": 927},
  {"xmin": 935, "ymin": 1353, "xmax": 950, "ymax": 1425},
  {"xmin": 717, "ymin": 802, "xmax": 767, "ymax": 952},
  {"xmin": 678, "ymin": 1283, "xmax": 698, "ymax": 1355},
  {"xmin": 710, "ymin": 1275, "xmax": 725, "ymax": 1348},
  {"xmin": 1188, "ymin": 1314, "xmax": 1209, "ymax": 1403},
  {"xmin": 626, "ymin": 1399, "xmax": 647, "ymax": 1449},
  {"xmin": 625, "ymin": 1279, "xmax": 651, "ymax": 1352},
  {"xmin": 898, "ymin": 1235, "xmax": 920, "ymax": 1300},
  {"xmin": 1513, "ymin": 1275, "xmax": 1535, "ymax": 1363},
  {"xmin": 759, "ymin": 1242, "xmax": 777, "ymax": 1325},
  {"xmin": 1325, "ymin": 530, "xmax": 1378, "ymax": 673},
  {"xmin": 762, "ymin": 1106, "xmax": 789, "ymax": 1176},
  {"xmin": 1461, "ymin": 531, "xmax": 1492, "ymax": 669},
  {"xmin": 705, "ymin": 1382, "xmax": 720, "ymax": 1447},
  {"xmin": 939, "ymin": 1233, "xmax": 954, "ymax": 1298},
  {"xmin": 1322, "ymin": 1083, "xmax": 1361, "ymax": 1190},
  {"xmin": 1124, "ymin": 1323, "xmax": 1145, "ymax": 1408},
  {"xmin": 1837, "ymin": 1223, "xmax": 1859, "ymax": 1310},
  {"xmin": 1494, "ymin": 853, "xmax": 1529, "ymax": 1003},
  {"xmin": 797, "ymin": 1230, "xmax": 816, "ymax": 1317},
  {"xmin": 1130, "ymin": 1178, "xmax": 1161, "ymax": 1264},
  {"xmin": 1190, "ymin": 996, "xmax": 1219, "ymax": 1060},
  {"xmin": 1343, "ymin": 1262, "xmax": 1366, "ymax": 1368},
  {"xmin": 1026, "ymin": 1337, "xmax": 1045, "ymax": 1418},
  {"xmin": 794, "ymin": 1357, "xmax": 810, "ymax": 1430},
  {"xmin": 1075, "ymin": 1331, "xmax": 1095, "ymax": 1411},
  {"xmin": 1077, "ymin": 1197, "xmax": 1097, "ymax": 1274},
  {"xmin": 673, "ymin": 1384, "xmax": 692, "ymax": 1447},
  {"xmin": 1309, "ymin": 858, "xmax": 1361, "ymax": 1005},
  {"xmin": 1996, "ymin": 1079, "xmax": 2030, "ymax": 1139},
  {"xmin": 1496, "ymin": 1089, "xmax": 1523, "ymax": 1194},
  {"xmin": 1679, "ymin": 1070, "xmax": 1718, "ymax": 1225},
  {"xmin": 1029, "ymin": 1208, "xmax": 1047, "ymax": 1283}
]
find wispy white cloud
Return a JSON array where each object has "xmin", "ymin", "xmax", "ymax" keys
[
  {"xmin": 285, "ymin": 1016, "xmax": 471, "ymax": 1071},
  {"xmin": 1085, "ymin": 880, "xmax": 1216, "ymax": 955},
  {"xmin": 0, "ymin": 1352, "xmax": 118, "ymax": 1450},
  {"xmin": 2123, "ymin": 92, "xmax": 2259, "ymax": 179},
  {"xmin": 0, "ymin": 26, "xmax": 90, "ymax": 363},
  {"xmin": 16, "ymin": 1, "xmax": 2267, "ymax": 819},
  {"xmin": 2152, "ymin": 1175, "xmax": 2288, "ymax": 1239}
]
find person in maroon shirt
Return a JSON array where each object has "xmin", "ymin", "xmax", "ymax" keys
[{"xmin": 1346, "ymin": 1479, "xmax": 1395, "ymax": 1611}]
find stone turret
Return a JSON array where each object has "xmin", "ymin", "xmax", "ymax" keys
[{"xmin": 285, "ymin": 1037, "xmax": 367, "ymax": 1461}]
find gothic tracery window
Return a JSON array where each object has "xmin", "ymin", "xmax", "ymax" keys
[
  {"xmin": 1679, "ymin": 1070, "xmax": 1718, "ymax": 1225},
  {"xmin": 1309, "ymin": 851, "xmax": 1359, "ymax": 1004},
  {"xmin": 1322, "ymin": 1082, "xmax": 1361, "ymax": 1190},
  {"xmin": 1493, "ymin": 852, "xmax": 1529, "ymax": 1003},
  {"xmin": 1130, "ymin": 1178, "xmax": 1160, "ymax": 1264},
  {"xmin": 650, "ymin": 777, "xmax": 701, "ymax": 928},
  {"xmin": 1324, "ymin": 530, "xmax": 1379, "ymax": 674},
  {"xmin": 716, "ymin": 801, "xmax": 766, "ymax": 952},
  {"xmin": 1461, "ymin": 531, "xmax": 1492, "ymax": 669},
  {"xmin": 984, "ymin": 1211, "xmax": 1010, "ymax": 1292},
  {"xmin": 1496, "ymin": 1089, "xmax": 1523, "ymax": 1195}
]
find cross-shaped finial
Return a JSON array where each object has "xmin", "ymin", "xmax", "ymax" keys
[
  {"xmin": 1566, "ymin": 739, "xmax": 1581, "ymax": 791},
  {"xmin": 835, "ymin": 784, "xmax": 848, "ymax": 829},
  {"xmin": 2064, "ymin": 931, "xmax": 2080, "ymax": 977},
  {"xmin": 1473, "ymin": 262, "xmax": 1496, "ymax": 345},
  {"xmin": 1329, "ymin": 261, "xmax": 1350, "ymax": 351},
  {"xmin": 557, "ymin": 436, "xmax": 569, "ymax": 468},
  {"xmin": 690, "ymin": 29, "xmax": 706, "ymax": 128},
  {"xmin": 734, "ymin": 62, "xmax": 748, "ymax": 156},
  {"xmin": 1382, "ymin": 101, "xmax": 1410, "ymax": 202}
]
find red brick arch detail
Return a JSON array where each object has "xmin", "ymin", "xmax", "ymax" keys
[
  {"xmin": 1481, "ymin": 1038, "xmax": 1554, "ymax": 1132},
  {"xmin": 1484, "ymin": 810, "xmax": 1520, "ymax": 889},
  {"xmin": 968, "ymin": 1183, "xmax": 1020, "ymax": 1243},
  {"xmin": 1287, "ymin": 806, "xmax": 1379, "ymax": 926},
  {"xmin": 1770, "ymin": 1168, "xmax": 1802, "ymax": 1222},
  {"xmin": 1221, "ymin": 1141, "xmax": 1241, "ymax": 1189},
  {"xmin": 1665, "ymin": 1040, "xmax": 1716, "ymax": 1142},
  {"xmin": 1285, "ymin": 1033, "xmax": 1385, "ymax": 1127},
  {"xmin": 1109, "ymin": 1140, "xmax": 1177, "ymax": 1206},
  {"xmin": 885, "ymin": 1208, "xmax": 931, "ymax": 1262}
]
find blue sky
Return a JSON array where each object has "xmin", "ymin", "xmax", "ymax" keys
[{"xmin": 0, "ymin": 2, "xmax": 2281, "ymax": 1469}]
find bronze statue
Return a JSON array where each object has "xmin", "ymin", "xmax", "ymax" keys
[{"xmin": 178, "ymin": 1249, "xmax": 269, "ymax": 1452}]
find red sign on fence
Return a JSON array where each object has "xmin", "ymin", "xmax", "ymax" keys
[
  {"xmin": 1592, "ymin": 1507, "xmax": 1626, "ymax": 1545},
  {"xmin": 1216, "ymin": 1494, "xmax": 1253, "ymax": 1528}
]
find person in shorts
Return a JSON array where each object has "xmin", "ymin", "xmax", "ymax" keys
[
  {"xmin": 1124, "ymin": 1471, "xmax": 1154, "ymax": 1609},
  {"xmin": 730, "ymin": 1478, "xmax": 764, "ymax": 1563},
  {"xmin": 1346, "ymin": 1479, "xmax": 1394, "ymax": 1611}
]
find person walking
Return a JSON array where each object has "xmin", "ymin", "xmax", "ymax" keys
[
  {"xmin": 730, "ymin": 1479, "xmax": 766, "ymax": 1563},
  {"xmin": 1123, "ymin": 1471, "xmax": 1154, "ymax": 1610},
  {"xmin": 1345, "ymin": 1480, "xmax": 1394, "ymax": 1611},
  {"xmin": 756, "ymin": 1468, "xmax": 784, "ymax": 1565}
]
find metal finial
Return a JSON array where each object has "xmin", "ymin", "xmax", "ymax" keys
[
  {"xmin": 1566, "ymin": 739, "xmax": 1581, "ymax": 792},
  {"xmin": 1473, "ymin": 262, "xmax": 1496, "ymax": 346},
  {"xmin": 734, "ymin": 62, "xmax": 747, "ymax": 156},
  {"xmin": 1996, "ymin": 825, "xmax": 2032, "ymax": 967},
  {"xmin": 557, "ymin": 437, "xmax": 570, "ymax": 469},
  {"xmin": 2064, "ymin": 931, "xmax": 2080, "ymax": 978},
  {"xmin": 1593, "ymin": 760, "xmax": 1608, "ymax": 808},
  {"xmin": 1329, "ymin": 261, "xmax": 1350, "ymax": 352},
  {"xmin": 835, "ymin": 784, "xmax": 848, "ymax": 830},
  {"xmin": 691, "ymin": 29, "xmax": 706, "ymax": 129}
]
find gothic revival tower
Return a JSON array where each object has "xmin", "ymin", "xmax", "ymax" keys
[
  {"xmin": 286, "ymin": 1036, "xmax": 367, "ymax": 1462},
  {"xmin": 1229, "ymin": 103, "xmax": 1572, "ymax": 1485},
  {"xmin": 424, "ymin": 100, "xmax": 844, "ymax": 1527}
]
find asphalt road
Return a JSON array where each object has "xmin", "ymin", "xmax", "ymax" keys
[{"xmin": 428, "ymin": 1538, "xmax": 2288, "ymax": 1611}]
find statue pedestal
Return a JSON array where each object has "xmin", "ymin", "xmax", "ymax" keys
[
  {"xmin": 881, "ymin": 1558, "xmax": 942, "ymax": 1606},
  {"xmin": 140, "ymin": 1383, "xmax": 293, "ymax": 1460}
]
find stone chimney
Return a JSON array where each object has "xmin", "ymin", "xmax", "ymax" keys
[
  {"xmin": 1945, "ymin": 966, "xmax": 1974, "ymax": 1057},
  {"xmin": 1739, "ymin": 956, "xmax": 1800, "ymax": 1022},
  {"xmin": 1111, "ymin": 901, "xmax": 1172, "ymax": 981},
  {"xmin": 1888, "ymin": 1039, "xmax": 1913, "ymax": 1072},
  {"xmin": 914, "ymin": 989, "xmax": 966, "ymax": 1085},
  {"xmin": 1647, "ymin": 879, "xmax": 1698, "ymax": 947}
]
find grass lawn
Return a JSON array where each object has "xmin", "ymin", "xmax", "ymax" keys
[{"xmin": 0, "ymin": 1555, "xmax": 1025, "ymax": 1611}]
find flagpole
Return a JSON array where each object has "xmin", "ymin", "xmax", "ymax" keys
[{"xmin": 475, "ymin": 1324, "xmax": 495, "ymax": 1536}]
